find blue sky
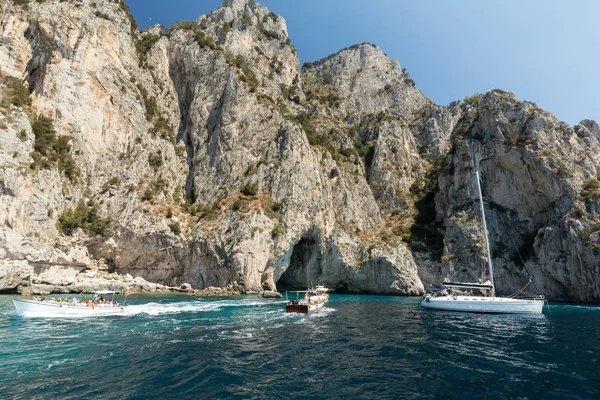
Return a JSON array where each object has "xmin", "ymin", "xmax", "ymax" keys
[{"xmin": 126, "ymin": 0, "xmax": 600, "ymax": 126}]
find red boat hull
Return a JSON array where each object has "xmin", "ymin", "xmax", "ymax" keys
[{"xmin": 285, "ymin": 304, "xmax": 309, "ymax": 313}]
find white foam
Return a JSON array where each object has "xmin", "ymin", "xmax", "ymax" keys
[{"xmin": 125, "ymin": 298, "xmax": 285, "ymax": 316}]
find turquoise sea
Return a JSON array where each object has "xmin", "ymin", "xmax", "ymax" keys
[{"xmin": 0, "ymin": 294, "xmax": 598, "ymax": 399}]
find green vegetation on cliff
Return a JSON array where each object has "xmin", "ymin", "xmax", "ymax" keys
[
  {"xmin": 57, "ymin": 199, "xmax": 111, "ymax": 236},
  {"xmin": 0, "ymin": 75, "xmax": 31, "ymax": 108},
  {"xmin": 30, "ymin": 115, "xmax": 80, "ymax": 182}
]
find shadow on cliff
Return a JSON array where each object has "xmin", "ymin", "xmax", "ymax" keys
[{"xmin": 275, "ymin": 237, "xmax": 323, "ymax": 291}]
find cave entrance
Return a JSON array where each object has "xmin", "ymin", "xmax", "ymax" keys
[{"xmin": 276, "ymin": 237, "xmax": 322, "ymax": 291}]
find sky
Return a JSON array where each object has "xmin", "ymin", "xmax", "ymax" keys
[{"xmin": 126, "ymin": 0, "xmax": 600, "ymax": 126}]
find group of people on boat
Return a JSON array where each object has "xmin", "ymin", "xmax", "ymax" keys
[{"xmin": 31, "ymin": 295, "xmax": 121, "ymax": 307}]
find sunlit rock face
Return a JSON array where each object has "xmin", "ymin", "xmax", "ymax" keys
[
  {"xmin": 1, "ymin": 0, "xmax": 598, "ymax": 302},
  {"xmin": 434, "ymin": 91, "xmax": 600, "ymax": 302}
]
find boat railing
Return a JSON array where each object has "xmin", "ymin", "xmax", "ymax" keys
[
  {"xmin": 29, "ymin": 293, "xmax": 124, "ymax": 307},
  {"xmin": 508, "ymin": 294, "xmax": 546, "ymax": 300}
]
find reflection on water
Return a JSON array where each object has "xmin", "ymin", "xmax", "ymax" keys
[
  {"xmin": 0, "ymin": 295, "xmax": 598, "ymax": 399},
  {"xmin": 425, "ymin": 312, "xmax": 554, "ymax": 375}
]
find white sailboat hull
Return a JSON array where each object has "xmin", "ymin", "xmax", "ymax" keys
[
  {"xmin": 421, "ymin": 295, "xmax": 544, "ymax": 314},
  {"xmin": 13, "ymin": 298, "xmax": 127, "ymax": 317}
]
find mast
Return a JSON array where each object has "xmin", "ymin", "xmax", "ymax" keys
[{"xmin": 475, "ymin": 169, "xmax": 495, "ymax": 296}]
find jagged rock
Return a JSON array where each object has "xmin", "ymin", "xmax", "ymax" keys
[
  {"xmin": 0, "ymin": 260, "xmax": 32, "ymax": 292},
  {"xmin": 258, "ymin": 290, "xmax": 282, "ymax": 298}
]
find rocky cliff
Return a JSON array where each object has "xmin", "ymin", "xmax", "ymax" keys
[{"xmin": 0, "ymin": 0, "xmax": 598, "ymax": 301}]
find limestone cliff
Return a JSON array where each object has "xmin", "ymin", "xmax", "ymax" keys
[
  {"xmin": 432, "ymin": 92, "xmax": 600, "ymax": 302},
  {"xmin": 0, "ymin": 0, "xmax": 598, "ymax": 301}
]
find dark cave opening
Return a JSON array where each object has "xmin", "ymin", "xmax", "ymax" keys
[{"xmin": 276, "ymin": 237, "xmax": 323, "ymax": 291}]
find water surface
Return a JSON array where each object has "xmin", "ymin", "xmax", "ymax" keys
[{"xmin": 0, "ymin": 294, "xmax": 598, "ymax": 399}]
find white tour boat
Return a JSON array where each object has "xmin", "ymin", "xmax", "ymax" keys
[
  {"xmin": 285, "ymin": 286, "xmax": 330, "ymax": 313},
  {"xmin": 13, "ymin": 290, "xmax": 128, "ymax": 317},
  {"xmin": 421, "ymin": 169, "xmax": 545, "ymax": 314}
]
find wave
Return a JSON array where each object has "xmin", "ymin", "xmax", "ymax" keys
[{"xmin": 125, "ymin": 298, "xmax": 286, "ymax": 316}]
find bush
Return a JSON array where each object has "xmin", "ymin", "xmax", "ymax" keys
[
  {"xmin": 401, "ymin": 68, "xmax": 416, "ymax": 87},
  {"xmin": 12, "ymin": 0, "xmax": 30, "ymax": 9},
  {"xmin": 117, "ymin": 0, "xmax": 138, "ymax": 32},
  {"xmin": 221, "ymin": 21, "xmax": 232, "ymax": 35},
  {"xmin": 168, "ymin": 221, "xmax": 181, "ymax": 235},
  {"xmin": 245, "ymin": 164, "xmax": 258, "ymax": 176},
  {"xmin": 148, "ymin": 151, "xmax": 163, "ymax": 170},
  {"xmin": 259, "ymin": 24, "xmax": 280, "ymax": 40},
  {"xmin": 152, "ymin": 116, "xmax": 173, "ymax": 142},
  {"xmin": 30, "ymin": 115, "xmax": 80, "ymax": 181},
  {"xmin": 135, "ymin": 33, "xmax": 160, "ymax": 66},
  {"xmin": 295, "ymin": 112, "xmax": 315, "ymax": 136},
  {"xmin": 32, "ymin": 115, "xmax": 56, "ymax": 155},
  {"xmin": 242, "ymin": 15, "xmax": 253, "ymax": 29},
  {"xmin": 227, "ymin": 55, "xmax": 258, "ymax": 92},
  {"xmin": 1, "ymin": 76, "xmax": 31, "ymax": 108},
  {"xmin": 94, "ymin": 11, "xmax": 110, "ymax": 20},
  {"xmin": 241, "ymin": 181, "xmax": 258, "ymax": 196},
  {"xmin": 354, "ymin": 140, "xmax": 376, "ymax": 168},
  {"xmin": 272, "ymin": 223, "xmax": 283, "ymax": 237},
  {"xmin": 232, "ymin": 198, "xmax": 246, "ymax": 211},
  {"xmin": 141, "ymin": 188, "xmax": 154, "ymax": 202},
  {"xmin": 271, "ymin": 201, "xmax": 281, "ymax": 212},
  {"xmin": 463, "ymin": 93, "xmax": 482, "ymax": 106},
  {"xmin": 307, "ymin": 131, "xmax": 331, "ymax": 148},
  {"xmin": 57, "ymin": 199, "xmax": 110, "ymax": 236},
  {"xmin": 101, "ymin": 177, "xmax": 121, "ymax": 193},
  {"xmin": 137, "ymin": 84, "xmax": 158, "ymax": 121},
  {"xmin": 193, "ymin": 31, "xmax": 215, "ymax": 50},
  {"xmin": 56, "ymin": 147, "xmax": 80, "ymax": 181},
  {"xmin": 584, "ymin": 178, "xmax": 600, "ymax": 190}
]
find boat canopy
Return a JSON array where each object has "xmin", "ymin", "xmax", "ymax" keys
[
  {"xmin": 442, "ymin": 281, "xmax": 494, "ymax": 290},
  {"xmin": 92, "ymin": 290, "xmax": 120, "ymax": 294},
  {"xmin": 286, "ymin": 287, "xmax": 331, "ymax": 293}
]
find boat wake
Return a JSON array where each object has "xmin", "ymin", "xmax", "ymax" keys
[{"xmin": 125, "ymin": 298, "xmax": 287, "ymax": 316}]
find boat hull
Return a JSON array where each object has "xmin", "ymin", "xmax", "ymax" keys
[
  {"xmin": 421, "ymin": 295, "xmax": 544, "ymax": 314},
  {"xmin": 285, "ymin": 300, "xmax": 326, "ymax": 314},
  {"xmin": 13, "ymin": 298, "xmax": 126, "ymax": 317}
]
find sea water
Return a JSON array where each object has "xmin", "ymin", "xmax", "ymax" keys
[{"xmin": 0, "ymin": 294, "xmax": 598, "ymax": 399}]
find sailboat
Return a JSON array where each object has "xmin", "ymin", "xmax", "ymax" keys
[{"xmin": 421, "ymin": 169, "xmax": 545, "ymax": 314}]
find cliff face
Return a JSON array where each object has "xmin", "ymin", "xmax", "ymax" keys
[
  {"xmin": 432, "ymin": 92, "xmax": 600, "ymax": 302},
  {"xmin": 0, "ymin": 0, "xmax": 598, "ymax": 301}
]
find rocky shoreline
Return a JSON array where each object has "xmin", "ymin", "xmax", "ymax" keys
[
  {"xmin": 0, "ymin": 258, "xmax": 239, "ymax": 296},
  {"xmin": 1, "ymin": 258, "xmax": 286, "ymax": 298}
]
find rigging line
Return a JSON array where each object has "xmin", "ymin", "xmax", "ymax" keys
[
  {"xmin": 545, "ymin": 299, "xmax": 552, "ymax": 317},
  {"xmin": 493, "ymin": 208, "xmax": 542, "ymax": 295},
  {"xmin": 479, "ymin": 180, "xmax": 542, "ymax": 294},
  {"xmin": 508, "ymin": 279, "xmax": 531, "ymax": 298}
]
